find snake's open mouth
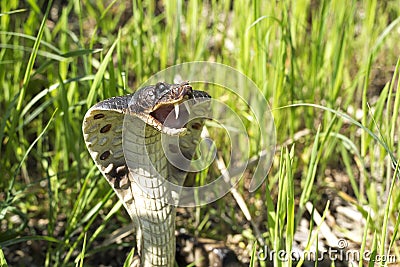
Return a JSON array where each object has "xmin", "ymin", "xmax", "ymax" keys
[
  {"xmin": 129, "ymin": 81, "xmax": 209, "ymax": 135},
  {"xmin": 147, "ymin": 82, "xmax": 193, "ymax": 133},
  {"xmin": 150, "ymin": 97, "xmax": 191, "ymax": 127}
]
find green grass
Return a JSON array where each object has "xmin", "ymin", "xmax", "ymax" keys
[{"xmin": 1, "ymin": 0, "xmax": 400, "ymax": 266}]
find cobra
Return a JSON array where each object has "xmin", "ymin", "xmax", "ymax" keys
[{"xmin": 82, "ymin": 82, "xmax": 210, "ymax": 266}]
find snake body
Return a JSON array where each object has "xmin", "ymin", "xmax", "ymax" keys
[{"xmin": 82, "ymin": 82, "xmax": 210, "ymax": 266}]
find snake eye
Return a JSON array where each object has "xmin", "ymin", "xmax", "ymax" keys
[{"xmin": 156, "ymin": 82, "xmax": 166, "ymax": 91}]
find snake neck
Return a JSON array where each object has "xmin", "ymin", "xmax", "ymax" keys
[{"xmin": 123, "ymin": 118, "xmax": 177, "ymax": 267}]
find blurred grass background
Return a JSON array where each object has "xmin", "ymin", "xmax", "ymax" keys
[{"xmin": 1, "ymin": 0, "xmax": 400, "ymax": 266}]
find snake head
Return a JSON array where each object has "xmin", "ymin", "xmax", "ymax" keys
[{"xmin": 129, "ymin": 81, "xmax": 210, "ymax": 135}]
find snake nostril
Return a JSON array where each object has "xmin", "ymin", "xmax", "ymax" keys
[
  {"xmin": 100, "ymin": 124, "xmax": 112, "ymax": 133},
  {"xmin": 100, "ymin": 151, "xmax": 111, "ymax": 160}
]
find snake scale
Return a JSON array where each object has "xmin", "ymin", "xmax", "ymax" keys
[{"xmin": 82, "ymin": 82, "xmax": 210, "ymax": 266}]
